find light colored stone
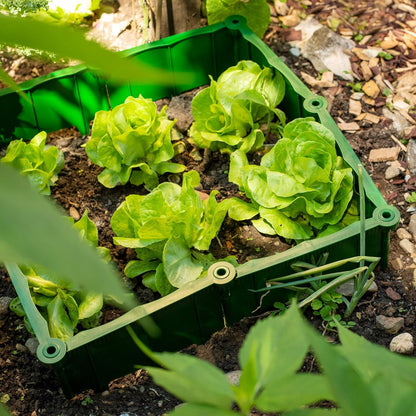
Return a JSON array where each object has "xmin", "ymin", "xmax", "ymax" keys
[
  {"xmin": 0, "ymin": 297, "xmax": 12, "ymax": 316},
  {"xmin": 15, "ymin": 343, "xmax": 27, "ymax": 353},
  {"xmin": 385, "ymin": 166, "xmax": 401, "ymax": 180},
  {"xmin": 336, "ymin": 280, "xmax": 378, "ymax": 297},
  {"xmin": 274, "ymin": 0, "xmax": 289, "ymax": 15},
  {"xmin": 399, "ymin": 238, "xmax": 416, "ymax": 256},
  {"xmin": 69, "ymin": 206, "xmax": 80, "ymax": 221},
  {"xmin": 226, "ymin": 370, "xmax": 241, "ymax": 386},
  {"xmin": 25, "ymin": 338, "xmax": 39, "ymax": 355},
  {"xmin": 408, "ymin": 214, "xmax": 416, "ymax": 238},
  {"xmin": 389, "ymin": 333, "xmax": 414, "ymax": 354},
  {"xmin": 397, "ymin": 228, "xmax": 412, "ymax": 240},
  {"xmin": 407, "ymin": 139, "xmax": 416, "ymax": 175},
  {"xmin": 383, "ymin": 108, "xmax": 413, "ymax": 139},
  {"xmin": 376, "ymin": 315, "xmax": 405, "ymax": 334},
  {"xmin": 390, "ymin": 257, "xmax": 403, "ymax": 271},
  {"xmin": 368, "ymin": 147, "xmax": 400, "ymax": 162},
  {"xmin": 279, "ymin": 14, "xmax": 301, "ymax": 27},
  {"xmin": 290, "ymin": 17, "xmax": 354, "ymax": 80}
]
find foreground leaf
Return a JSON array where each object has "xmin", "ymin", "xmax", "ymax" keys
[
  {"xmin": 0, "ymin": 164, "xmax": 135, "ymax": 309},
  {"xmin": 256, "ymin": 374, "xmax": 334, "ymax": 412},
  {"xmin": 168, "ymin": 403, "xmax": 237, "ymax": 416},
  {"xmin": 146, "ymin": 353, "xmax": 235, "ymax": 409},
  {"xmin": 0, "ymin": 14, "xmax": 186, "ymax": 85}
]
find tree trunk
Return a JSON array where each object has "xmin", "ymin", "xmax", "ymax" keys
[{"xmin": 145, "ymin": 0, "xmax": 201, "ymax": 41}]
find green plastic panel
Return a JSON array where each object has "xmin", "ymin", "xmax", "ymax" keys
[{"xmin": 1, "ymin": 16, "xmax": 400, "ymax": 397}]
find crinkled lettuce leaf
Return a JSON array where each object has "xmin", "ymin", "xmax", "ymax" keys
[
  {"xmin": 189, "ymin": 60, "xmax": 285, "ymax": 154},
  {"xmin": 228, "ymin": 118, "xmax": 355, "ymax": 240},
  {"xmin": 86, "ymin": 95, "xmax": 185, "ymax": 189},
  {"xmin": 111, "ymin": 171, "xmax": 236, "ymax": 294},
  {"xmin": 1, "ymin": 131, "xmax": 64, "ymax": 195}
]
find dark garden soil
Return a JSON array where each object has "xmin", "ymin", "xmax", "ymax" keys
[{"xmin": 1, "ymin": 0, "xmax": 416, "ymax": 415}]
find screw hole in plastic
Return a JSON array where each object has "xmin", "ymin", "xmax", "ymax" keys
[
  {"xmin": 303, "ymin": 96, "xmax": 327, "ymax": 112},
  {"xmin": 46, "ymin": 345, "xmax": 57, "ymax": 356},
  {"xmin": 208, "ymin": 261, "xmax": 237, "ymax": 285},
  {"xmin": 37, "ymin": 338, "xmax": 66, "ymax": 364},
  {"xmin": 215, "ymin": 267, "xmax": 228, "ymax": 278},
  {"xmin": 225, "ymin": 15, "xmax": 247, "ymax": 29},
  {"xmin": 373, "ymin": 206, "xmax": 400, "ymax": 228},
  {"xmin": 381, "ymin": 210, "xmax": 393, "ymax": 220}
]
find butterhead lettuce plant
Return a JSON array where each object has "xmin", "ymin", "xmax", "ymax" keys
[
  {"xmin": 228, "ymin": 118, "xmax": 355, "ymax": 240},
  {"xmin": 188, "ymin": 60, "xmax": 286, "ymax": 154},
  {"xmin": 1, "ymin": 131, "xmax": 64, "ymax": 195},
  {"xmin": 111, "ymin": 170, "xmax": 235, "ymax": 296},
  {"xmin": 85, "ymin": 95, "xmax": 185, "ymax": 189},
  {"xmin": 9, "ymin": 210, "xmax": 110, "ymax": 341}
]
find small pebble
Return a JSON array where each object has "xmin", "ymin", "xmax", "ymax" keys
[
  {"xmin": 69, "ymin": 206, "xmax": 80, "ymax": 221},
  {"xmin": 385, "ymin": 287, "xmax": 401, "ymax": 301},
  {"xmin": 399, "ymin": 238, "xmax": 416, "ymax": 256},
  {"xmin": 390, "ymin": 257, "xmax": 403, "ymax": 271},
  {"xmin": 408, "ymin": 214, "xmax": 416, "ymax": 236},
  {"xmin": 25, "ymin": 338, "xmax": 39, "ymax": 355},
  {"xmin": 289, "ymin": 47, "xmax": 300, "ymax": 57},
  {"xmin": 389, "ymin": 333, "xmax": 414, "ymax": 355},
  {"xmin": 15, "ymin": 343, "xmax": 27, "ymax": 353},
  {"xmin": 0, "ymin": 297, "xmax": 12, "ymax": 316},
  {"xmin": 101, "ymin": 390, "xmax": 110, "ymax": 397},
  {"xmin": 396, "ymin": 228, "xmax": 412, "ymax": 240},
  {"xmin": 385, "ymin": 166, "xmax": 401, "ymax": 180},
  {"xmin": 226, "ymin": 370, "xmax": 242, "ymax": 386},
  {"xmin": 376, "ymin": 315, "xmax": 404, "ymax": 334},
  {"xmin": 336, "ymin": 280, "xmax": 377, "ymax": 297}
]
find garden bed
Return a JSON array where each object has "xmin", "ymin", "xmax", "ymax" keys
[{"xmin": 0, "ymin": 14, "xmax": 401, "ymax": 404}]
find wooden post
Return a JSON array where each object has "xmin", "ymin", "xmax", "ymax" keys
[{"xmin": 144, "ymin": 0, "xmax": 201, "ymax": 41}]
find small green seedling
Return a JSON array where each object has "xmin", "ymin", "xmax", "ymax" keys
[
  {"xmin": 347, "ymin": 82, "xmax": 363, "ymax": 92},
  {"xmin": 406, "ymin": 192, "xmax": 416, "ymax": 203},
  {"xmin": 378, "ymin": 51, "xmax": 393, "ymax": 60}
]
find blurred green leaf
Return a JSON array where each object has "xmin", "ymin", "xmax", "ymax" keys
[
  {"xmin": 0, "ymin": 163, "xmax": 135, "ymax": 309},
  {"xmin": 0, "ymin": 14, "xmax": 188, "ymax": 85},
  {"xmin": 145, "ymin": 353, "xmax": 235, "ymax": 408}
]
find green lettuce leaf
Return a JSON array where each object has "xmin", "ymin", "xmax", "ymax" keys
[
  {"xmin": 228, "ymin": 118, "xmax": 355, "ymax": 240},
  {"xmin": 1, "ymin": 131, "xmax": 64, "ymax": 195},
  {"xmin": 206, "ymin": 0, "xmax": 271, "ymax": 38},
  {"xmin": 111, "ymin": 171, "xmax": 235, "ymax": 294},
  {"xmin": 86, "ymin": 96, "xmax": 185, "ymax": 189},
  {"xmin": 189, "ymin": 60, "xmax": 285, "ymax": 154}
]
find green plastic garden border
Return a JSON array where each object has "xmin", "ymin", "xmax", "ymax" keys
[{"xmin": 1, "ymin": 16, "xmax": 400, "ymax": 397}]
